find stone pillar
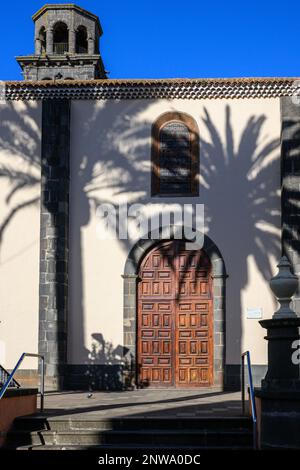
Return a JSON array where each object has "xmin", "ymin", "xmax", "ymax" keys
[
  {"xmin": 46, "ymin": 28, "xmax": 53, "ymax": 54},
  {"xmin": 255, "ymin": 257, "xmax": 300, "ymax": 449},
  {"xmin": 69, "ymin": 29, "xmax": 76, "ymax": 54},
  {"xmin": 212, "ymin": 273, "xmax": 227, "ymax": 387},
  {"xmin": 35, "ymin": 38, "xmax": 42, "ymax": 55},
  {"xmin": 88, "ymin": 37, "xmax": 95, "ymax": 55},
  {"xmin": 281, "ymin": 96, "xmax": 300, "ymax": 313},
  {"xmin": 38, "ymin": 100, "xmax": 71, "ymax": 390},
  {"xmin": 122, "ymin": 274, "xmax": 138, "ymax": 389},
  {"xmin": 123, "ymin": 274, "xmax": 138, "ymax": 357}
]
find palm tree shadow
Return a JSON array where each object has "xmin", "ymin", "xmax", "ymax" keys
[
  {"xmin": 199, "ymin": 106, "xmax": 280, "ymax": 383},
  {"xmin": 75, "ymin": 103, "xmax": 281, "ymax": 389},
  {"xmin": 0, "ymin": 102, "xmax": 40, "ymax": 252},
  {"xmin": 0, "ymin": 101, "xmax": 281, "ymax": 390},
  {"xmin": 67, "ymin": 100, "xmax": 154, "ymax": 377}
]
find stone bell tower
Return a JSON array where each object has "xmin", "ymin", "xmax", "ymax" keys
[{"xmin": 16, "ymin": 4, "xmax": 107, "ymax": 80}]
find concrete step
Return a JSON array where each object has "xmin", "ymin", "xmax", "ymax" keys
[
  {"xmin": 13, "ymin": 415, "xmax": 252, "ymax": 432},
  {"xmin": 5, "ymin": 415, "xmax": 253, "ymax": 450},
  {"xmin": 5, "ymin": 428, "xmax": 252, "ymax": 447},
  {"xmin": 13, "ymin": 443, "xmax": 253, "ymax": 450}
]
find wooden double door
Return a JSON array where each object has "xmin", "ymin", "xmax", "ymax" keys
[{"xmin": 137, "ymin": 240, "xmax": 213, "ymax": 388}]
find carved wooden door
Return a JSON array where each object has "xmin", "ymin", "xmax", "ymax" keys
[{"xmin": 137, "ymin": 240, "xmax": 213, "ymax": 388}]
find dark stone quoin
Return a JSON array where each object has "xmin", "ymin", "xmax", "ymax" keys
[
  {"xmin": 123, "ymin": 228, "xmax": 227, "ymax": 389},
  {"xmin": 38, "ymin": 100, "xmax": 71, "ymax": 390},
  {"xmin": 281, "ymin": 96, "xmax": 300, "ymax": 309}
]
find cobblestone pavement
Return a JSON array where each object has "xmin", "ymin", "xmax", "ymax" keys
[{"xmin": 41, "ymin": 389, "xmax": 243, "ymax": 420}]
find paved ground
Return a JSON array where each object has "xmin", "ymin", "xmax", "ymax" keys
[{"xmin": 40, "ymin": 389, "xmax": 244, "ymax": 420}]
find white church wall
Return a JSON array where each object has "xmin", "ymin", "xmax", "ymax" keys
[
  {"xmin": 69, "ymin": 97, "xmax": 281, "ymax": 368},
  {"xmin": 0, "ymin": 101, "xmax": 41, "ymax": 370}
]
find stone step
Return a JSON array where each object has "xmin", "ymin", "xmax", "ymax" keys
[
  {"xmin": 13, "ymin": 415, "xmax": 252, "ymax": 432},
  {"xmin": 5, "ymin": 428, "xmax": 252, "ymax": 447},
  {"xmin": 13, "ymin": 443, "xmax": 253, "ymax": 450}
]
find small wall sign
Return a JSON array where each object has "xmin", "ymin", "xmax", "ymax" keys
[{"xmin": 246, "ymin": 307, "xmax": 263, "ymax": 319}]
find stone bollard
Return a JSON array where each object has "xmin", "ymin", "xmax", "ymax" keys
[{"xmin": 255, "ymin": 256, "xmax": 300, "ymax": 449}]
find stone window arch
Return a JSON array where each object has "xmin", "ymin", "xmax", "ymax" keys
[
  {"xmin": 53, "ymin": 22, "xmax": 69, "ymax": 54},
  {"xmin": 151, "ymin": 112, "xmax": 199, "ymax": 196},
  {"xmin": 76, "ymin": 25, "xmax": 88, "ymax": 53}
]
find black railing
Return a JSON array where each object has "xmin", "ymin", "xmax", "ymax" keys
[
  {"xmin": 241, "ymin": 351, "xmax": 257, "ymax": 449},
  {"xmin": 53, "ymin": 43, "xmax": 68, "ymax": 54},
  {"xmin": 0, "ymin": 353, "xmax": 45, "ymax": 412},
  {"xmin": 0, "ymin": 364, "xmax": 20, "ymax": 388}
]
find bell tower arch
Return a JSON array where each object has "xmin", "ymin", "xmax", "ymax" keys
[{"xmin": 16, "ymin": 4, "xmax": 107, "ymax": 80}]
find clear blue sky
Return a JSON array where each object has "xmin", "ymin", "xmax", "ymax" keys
[{"xmin": 1, "ymin": 0, "xmax": 300, "ymax": 80}]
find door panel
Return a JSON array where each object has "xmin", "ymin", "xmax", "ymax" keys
[{"xmin": 137, "ymin": 240, "xmax": 213, "ymax": 388}]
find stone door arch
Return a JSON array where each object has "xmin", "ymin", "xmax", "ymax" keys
[{"xmin": 123, "ymin": 227, "xmax": 227, "ymax": 388}]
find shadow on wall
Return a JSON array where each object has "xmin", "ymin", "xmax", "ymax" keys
[
  {"xmin": 0, "ymin": 102, "xmax": 40, "ymax": 251},
  {"xmin": 66, "ymin": 333, "xmax": 136, "ymax": 391},
  {"xmin": 0, "ymin": 100, "xmax": 281, "ymax": 390},
  {"xmin": 200, "ymin": 106, "xmax": 280, "ymax": 378}
]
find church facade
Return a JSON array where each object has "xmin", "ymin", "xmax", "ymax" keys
[{"xmin": 0, "ymin": 5, "xmax": 299, "ymax": 391}]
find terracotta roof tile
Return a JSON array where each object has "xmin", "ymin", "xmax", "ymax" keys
[{"xmin": 3, "ymin": 77, "xmax": 300, "ymax": 100}]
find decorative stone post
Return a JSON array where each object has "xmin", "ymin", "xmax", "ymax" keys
[
  {"xmin": 69, "ymin": 29, "xmax": 76, "ymax": 54},
  {"xmin": 46, "ymin": 29, "xmax": 53, "ymax": 55},
  {"xmin": 35, "ymin": 38, "xmax": 42, "ymax": 55},
  {"xmin": 255, "ymin": 256, "xmax": 300, "ymax": 449}
]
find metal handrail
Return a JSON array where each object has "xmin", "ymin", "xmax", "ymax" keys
[
  {"xmin": 241, "ymin": 351, "xmax": 257, "ymax": 449},
  {"xmin": 53, "ymin": 42, "xmax": 68, "ymax": 54},
  {"xmin": 0, "ymin": 353, "xmax": 45, "ymax": 412}
]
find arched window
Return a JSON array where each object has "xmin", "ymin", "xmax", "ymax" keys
[
  {"xmin": 76, "ymin": 26, "xmax": 88, "ymax": 53},
  {"xmin": 53, "ymin": 22, "xmax": 68, "ymax": 54},
  {"xmin": 39, "ymin": 27, "xmax": 46, "ymax": 55},
  {"xmin": 151, "ymin": 112, "xmax": 199, "ymax": 196}
]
